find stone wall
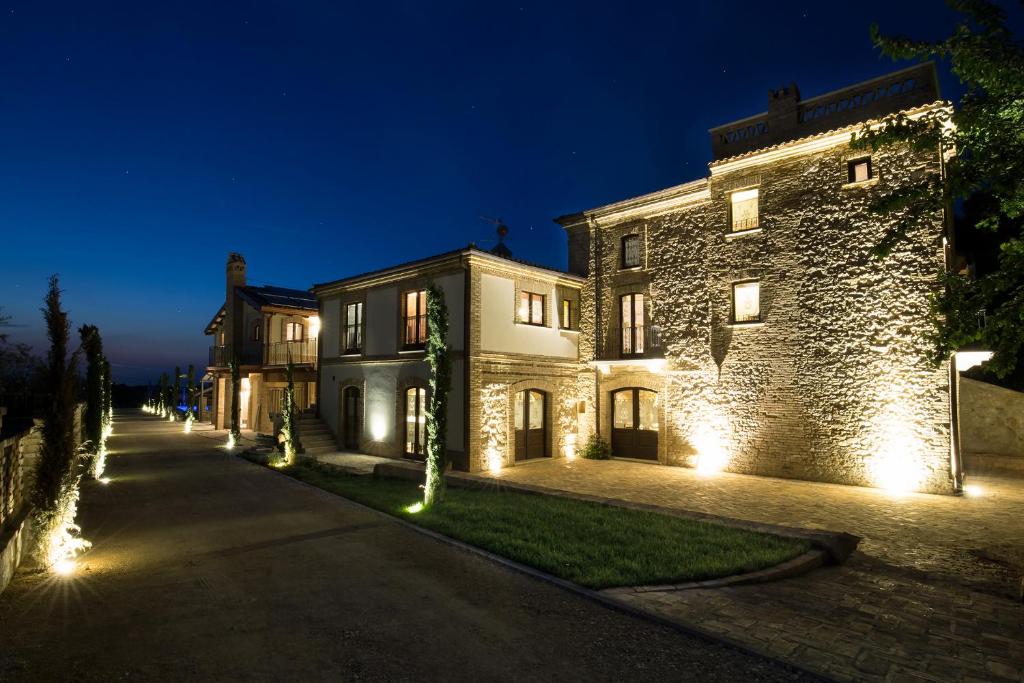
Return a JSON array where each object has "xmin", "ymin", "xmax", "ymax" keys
[
  {"xmin": 566, "ymin": 125, "xmax": 955, "ymax": 493},
  {"xmin": 959, "ymin": 377, "xmax": 1024, "ymax": 459}
]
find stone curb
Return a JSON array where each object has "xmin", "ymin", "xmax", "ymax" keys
[
  {"xmin": 602, "ymin": 550, "xmax": 826, "ymax": 594},
  {"xmin": 374, "ymin": 460, "xmax": 860, "ymax": 564},
  {"xmin": 238, "ymin": 454, "xmax": 838, "ymax": 683}
]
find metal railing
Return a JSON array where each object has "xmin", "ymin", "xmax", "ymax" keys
[
  {"xmin": 598, "ymin": 325, "xmax": 664, "ymax": 360},
  {"xmin": 264, "ymin": 338, "xmax": 318, "ymax": 366},
  {"xmin": 731, "ymin": 216, "xmax": 759, "ymax": 232},
  {"xmin": 208, "ymin": 345, "xmax": 262, "ymax": 367}
]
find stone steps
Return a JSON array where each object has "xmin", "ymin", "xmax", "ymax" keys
[{"xmin": 295, "ymin": 413, "xmax": 336, "ymax": 455}]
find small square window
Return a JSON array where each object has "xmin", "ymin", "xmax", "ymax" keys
[
  {"xmin": 621, "ymin": 234, "xmax": 641, "ymax": 268},
  {"xmin": 730, "ymin": 188, "xmax": 759, "ymax": 232},
  {"xmin": 848, "ymin": 158, "xmax": 872, "ymax": 183},
  {"xmin": 732, "ymin": 281, "xmax": 760, "ymax": 323},
  {"xmin": 518, "ymin": 291, "xmax": 545, "ymax": 326}
]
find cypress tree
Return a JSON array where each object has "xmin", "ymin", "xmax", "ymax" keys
[
  {"xmin": 423, "ymin": 283, "xmax": 451, "ymax": 507},
  {"xmin": 229, "ymin": 354, "xmax": 241, "ymax": 444},
  {"xmin": 78, "ymin": 324, "xmax": 103, "ymax": 450}
]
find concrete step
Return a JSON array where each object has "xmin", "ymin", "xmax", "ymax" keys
[{"xmin": 304, "ymin": 444, "xmax": 337, "ymax": 455}]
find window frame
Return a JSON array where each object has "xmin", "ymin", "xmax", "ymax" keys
[
  {"xmin": 847, "ymin": 158, "xmax": 873, "ymax": 184},
  {"xmin": 729, "ymin": 187, "xmax": 760, "ymax": 233},
  {"xmin": 619, "ymin": 292, "xmax": 646, "ymax": 356},
  {"xmin": 284, "ymin": 321, "xmax": 304, "ymax": 342},
  {"xmin": 401, "ymin": 289, "xmax": 428, "ymax": 350},
  {"xmin": 403, "ymin": 386, "xmax": 427, "ymax": 458},
  {"xmin": 343, "ymin": 301, "xmax": 364, "ymax": 355},
  {"xmin": 621, "ymin": 234, "xmax": 642, "ymax": 269},
  {"xmin": 518, "ymin": 291, "xmax": 546, "ymax": 327},
  {"xmin": 731, "ymin": 280, "xmax": 762, "ymax": 325},
  {"xmin": 560, "ymin": 298, "xmax": 574, "ymax": 330}
]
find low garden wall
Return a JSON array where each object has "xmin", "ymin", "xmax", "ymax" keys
[
  {"xmin": 960, "ymin": 377, "xmax": 1024, "ymax": 473},
  {"xmin": 0, "ymin": 403, "xmax": 85, "ymax": 594}
]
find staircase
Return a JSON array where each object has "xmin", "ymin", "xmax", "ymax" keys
[{"xmin": 298, "ymin": 411, "xmax": 337, "ymax": 455}]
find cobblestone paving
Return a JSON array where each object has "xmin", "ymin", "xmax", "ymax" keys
[{"xmin": 481, "ymin": 459, "xmax": 1024, "ymax": 682}]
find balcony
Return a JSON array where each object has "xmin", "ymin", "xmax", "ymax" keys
[
  {"xmin": 208, "ymin": 345, "xmax": 262, "ymax": 367},
  {"xmin": 598, "ymin": 325, "xmax": 664, "ymax": 360},
  {"xmin": 264, "ymin": 338, "xmax": 318, "ymax": 366}
]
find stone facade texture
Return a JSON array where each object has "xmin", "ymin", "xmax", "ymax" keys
[{"xmin": 564, "ymin": 113, "xmax": 955, "ymax": 493}]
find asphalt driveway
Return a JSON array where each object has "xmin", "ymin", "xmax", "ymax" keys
[{"xmin": 0, "ymin": 413, "xmax": 815, "ymax": 681}]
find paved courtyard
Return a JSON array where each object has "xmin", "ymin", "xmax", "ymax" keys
[
  {"xmin": 478, "ymin": 458, "xmax": 1024, "ymax": 682},
  {"xmin": 0, "ymin": 414, "xmax": 816, "ymax": 681}
]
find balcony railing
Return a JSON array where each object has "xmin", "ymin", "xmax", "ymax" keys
[
  {"xmin": 598, "ymin": 325, "xmax": 664, "ymax": 360},
  {"xmin": 208, "ymin": 345, "xmax": 262, "ymax": 367},
  {"xmin": 264, "ymin": 338, "xmax": 318, "ymax": 366}
]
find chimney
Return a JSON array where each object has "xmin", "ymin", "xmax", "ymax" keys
[
  {"xmin": 224, "ymin": 253, "xmax": 246, "ymax": 353},
  {"xmin": 766, "ymin": 82, "xmax": 801, "ymax": 137}
]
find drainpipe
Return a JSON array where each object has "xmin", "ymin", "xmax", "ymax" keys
[{"xmin": 590, "ymin": 216, "xmax": 602, "ymax": 438}]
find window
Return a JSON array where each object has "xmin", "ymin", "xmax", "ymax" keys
[
  {"xmin": 518, "ymin": 291, "xmax": 545, "ymax": 326},
  {"xmin": 620, "ymin": 293, "xmax": 645, "ymax": 355},
  {"xmin": 621, "ymin": 234, "xmax": 641, "ymax": 268},
  {"xmin": 404, "ymin": 387, "xmax": 426, "ymax": 457},
  {"xmin": 251, "ymin": 321, "xmax": 262, "ymax": 342},
  {"xmin": 730, "ymin": 187, "xmax": 759, "ymax": 232},
  {"xmin": 402, "ymin": 290, "xmax": 427, "ymax": 349},
  {"xmin": 732, "ymin": 281, "xmax": 761, "ymax": 323},
  {"xmin": 848, "ymin": 158, "xmax": 872, "ymax": 183},
  {"xmin": 560, "ymin": 299, "xmax": 574, "ymax": 330},
  {"xmin": 344, "ymin": 302, "xmax": 363, "ymax": 354},
  {"xmin": 284, "ymin": 321, "xmax": 304, "ymax": 341}
]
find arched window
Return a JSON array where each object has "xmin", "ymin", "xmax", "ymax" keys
[
  {"xmin": 610, "ymin": 388, "xmax": 658, "ymax": 461},
  {"xmin": 404, "ymin": 387, "xmax": 426, "ymax": 458},
  {"xmin": 513, "ymin": 389, "xmax": 548, "ymax": 461},
  {"xmin": 251, "ymin": 320, "xmax": 262, "ymax": 342},
  {"xmin": 342, "ymin": 386, "xmax": 361, "ymax": 450}
]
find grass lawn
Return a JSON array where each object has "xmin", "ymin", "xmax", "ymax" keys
[{"xmin": 262, "ymin": 458, "xmax": 810, "ymax": 590}]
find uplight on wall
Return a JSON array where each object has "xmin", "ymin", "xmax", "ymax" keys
[
  {"xmin": 486, "ymin": 447, "xmax": 503, "ymax": 474},
  {"xmin": 866, "ymin": 410, "xmax": 926, "ymax": 494},
  {"xmin": 309, "ymin": 315, "xmax": 321, "ymax": 339},
  {"xmin": 563, "ymin": 433, "xmax": 578, "ymax": 460},
  {"xmin": 370, "ymin": 413, "xmax": 387, "ymax": 441},
  {"xmin": 692, "ymin": 419, "xmax": 729, "ymax": 475}
]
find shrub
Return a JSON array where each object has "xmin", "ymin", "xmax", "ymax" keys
[{"xmin": 579, "ymin": 435, "xmax": 612, "ymax": 460}]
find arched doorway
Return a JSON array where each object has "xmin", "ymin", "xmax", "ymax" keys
[
  {"xmin": 514, "ymin": 389, "xmax": 549, "ymax": 461},
  {"xmin": 611, "ymin": 388, "xmax": 659, "ymax": 460},
  {"xmin": 404, "ymin": 386, "xmax": 426, "ymax": 459},
  {"xmin": 341, "ymin": 386, "xmax": 361, "ymax": 450}
]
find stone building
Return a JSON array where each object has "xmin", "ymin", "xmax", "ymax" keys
[
  {"xmin": 313, "ymin": 244, "xmax": 583, "ymax": 471},
  {"xmin": 204, "ymin": 253, "xmax": 320, "ymax": 434},
  {"xmin": 557, "ymin": 63, "xmax": 961, "ymax": 494}
]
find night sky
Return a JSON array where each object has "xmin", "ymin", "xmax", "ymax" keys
[{"xmin": 2, "ymin": 1, "xmax": 1021, "ymax": 384}]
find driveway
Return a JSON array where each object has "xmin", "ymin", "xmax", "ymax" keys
[
  {"xmin": 0, "ymin": 414, "xmax": 814, "ymax": 681},
  {"xmin": 479, "ymin": 458, "xmax": 1024, "ymax": 682}
]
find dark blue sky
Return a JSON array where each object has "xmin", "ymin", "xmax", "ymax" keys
[{"xmin": 1, "ymin": 1, "xmax": 1019, "ymax": 384}]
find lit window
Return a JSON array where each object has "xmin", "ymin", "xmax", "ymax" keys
[
  {"xmin": 622, "ymin": 234, "xmax": 641, "ymax": 268},
  {"xmin": 620, "ymin": 293, "xmax": 645, "ymax": 355},
  {"xmin": 402, "ymin": 290, "xmax": 427, "ymax": 349},
  {"xmin": 404, "ymin": 387, "xmax": 426, "ymax": 457},
  {"xmin": 252, "ymin": 321, "xmax": 262, "ymax": 342},
  {"xmin": 732, "ymin": 281, "xmax": 761, "ymax": 323},
  {"xmin": 848, "ymin": 158, "xmax": 872, "ymax": 183},
  {"xmin": 344, "ymin": 302, "xmax": 363, "ymax": 354},
  {"xmin": 730, "ymin": 188, "xmax": 759, "ymax": 232},
  {"xmin": 518, "ymin": 291, "xmax": 545, "ymax": 326},
  {"xmin": 285, "ymin": 321, "xmax": 304, "ymax": 341},
  {"xmin": 561, "ymin": 299, "xmax": 573, "ymax": 330}
]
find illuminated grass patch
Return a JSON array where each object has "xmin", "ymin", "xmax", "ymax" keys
[{"xmin": 263, "ymin": 459, "xmax": 809, "ymax": 589}]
